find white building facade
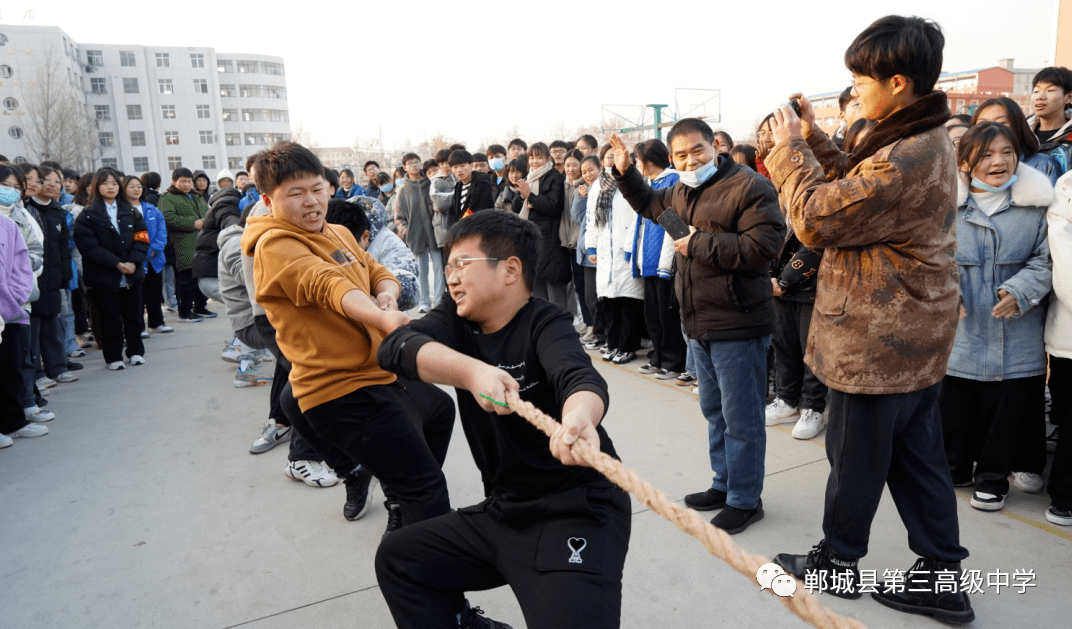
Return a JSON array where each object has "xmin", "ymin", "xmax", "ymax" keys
[{"xmin": 0, "ymin": 24, "xmax": 289, "ymax": 179}]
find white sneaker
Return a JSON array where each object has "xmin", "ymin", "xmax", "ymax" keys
[
  {"xmin": 108, "ymin": 361, "xmax": 125, "ymax": 371},
  {"xmin": 1012, "ymin": 471, "xmax": 1045, "ymax": 493},
  {"xmin": 68, "ymin": 349, "xmax": 86, "ymax": 358},
  {"xmin": 284, "ymin": 460, "xmax": 339, "ymax": 487},
  {"xmin": 0, "ymin": 433, "xmax": 13, "ymax": 448},
  {"xmin": 151, "ymin": 325, "xmax": 174, "ymax": 334},
  {"xmin": 12, "ymin": 423, "xmax": 48, "ymax": 438},
  {"xmin": 792, "ymin": 409, "xmax": 826, "ymax": 440},
  {"xmin": 221, "ymin": 338, "xmax": 243, "ymax": 363},
  {"xmin": 129, "ymin": 355, "xmax": 146, "ymax": 365},
  {"xmin": 253, "ymin": 348, "xmax": 274, "ymax": 363},
  {"xmin": 36, "ymin": 377, "xmax": 57, "ymax": 389},
  {"xmin": 140, "ymin": 331, "xmax": 150, "ymax": 339},
  {"xmin": 765, "ymin": 398, "xmax": 799, "ymax": 426},
  {"xmin": 24, "ymin": 406, "xmax": 55, "ymax": 422}
]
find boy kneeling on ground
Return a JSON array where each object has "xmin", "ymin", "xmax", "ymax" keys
[{"xmin": 376, "ymin": 209, "xmax": 631, "ymax": 629}]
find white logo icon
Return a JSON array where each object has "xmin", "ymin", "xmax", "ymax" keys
[
  {"xmin": 567, "ymin": 537, "xmax": 587, "ymax": 564},
  {"xmin": 772, "ymin": 574, "xmax": 798, "ymax": 598},
  {"xmin": 756, "ymin": 563, "xmax": 785, "ymax": 591}
]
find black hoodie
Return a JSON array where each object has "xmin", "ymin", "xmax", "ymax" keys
[{"xmin": 193, "ymin": 187, "xmax": 243, "ymax": 278}]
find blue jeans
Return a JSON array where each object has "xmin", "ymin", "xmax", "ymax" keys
[
  {"xmin": 683, "ymin": 325, "xmax": 695, "ymax": 378},
  {"xmin": 691, "ymin": 336, "xmax": 770, "ymax": 510},
  {"xmin": 59, "ymin": 289, "xmax": 78, "ymax": 355},
  {"xmin": 163, "ymin": 265, "xmax": 177, "ymax": 309},
  {"xmin": 416, "ymin": 248, "xmax": 444, "ymax": 309}
]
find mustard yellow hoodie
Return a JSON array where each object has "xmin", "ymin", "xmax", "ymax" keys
[{"xmin": 241, "ymin": 214, "xmax": 399, "ymax": 412}]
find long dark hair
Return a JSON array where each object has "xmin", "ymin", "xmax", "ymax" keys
[
  {"xmin": 72, "ymin": 173, "xmax": 93, "ymax": 206},
  {"xmin": 634, "ymin": 139, "xmax": 671, "ymax": 171},
  {"xmin": 969, "ymin": 96, "xmax": 1040, "ymax": 158},
  {"xmin": 729, "ymin": 144, "xmax": 759, "ymax": 171},
  {"xmin": 88, "ymin": 168, "xmax": 121, "ymax": 204},
  {"xmin": 120, "ymin": 175, "xmax": 144, "ymax": 205},
  {"xmin": 958, "ymin": 121, "xmax": 1019, "ymax": 177}
]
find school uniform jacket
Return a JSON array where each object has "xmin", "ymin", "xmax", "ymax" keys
[{"xmin": 73, "ymin": 199, "xmax": 149, "ymax": 290}]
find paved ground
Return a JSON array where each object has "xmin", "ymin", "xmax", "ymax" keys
[{"xmin": 1, "ymin": 311, "xmax": 1069, "ymax": 628}]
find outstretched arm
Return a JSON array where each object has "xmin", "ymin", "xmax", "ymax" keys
[{"xmin": 413, "ymin": 341, "xmax": 520, "ymax": 415}]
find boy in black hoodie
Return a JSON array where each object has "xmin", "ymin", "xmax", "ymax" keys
[{"xmin": 448, "ymin": 149, "xmax": 496, "ymax": 220}]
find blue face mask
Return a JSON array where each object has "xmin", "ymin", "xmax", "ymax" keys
[
  {"xmin": 971, "ymin": 174, "xmax": 1017, "ymax": 193},
  {"xmin": 489, "ymin": 157, "xmax": 505, "ymax": 171},
  {"xmin": 0, "ymin": 186, "xmax": 21, "ymax": 206},
  {"xmin": 380, "ymin": 183, "xmax": 394, "ymax": 194},
  {"xmin": 677, "ymin": 159, "xmax": 718, "ymax": 188},
  {"xmin": 395, "ymin": 178, "xmax": 405, "ymax": 188}
]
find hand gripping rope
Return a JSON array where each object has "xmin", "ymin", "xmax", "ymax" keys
[{"xmin": 503, "ymin": 393, "xmax": 869, "ymax": 629}]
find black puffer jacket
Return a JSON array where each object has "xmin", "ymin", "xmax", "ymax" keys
[
  {"xmin": 193, "ymin": 187, "xmax": 242, "ymax": 278},
  {"xmin": 25, "ymin": 197, "xmax": 72, "ymax": 316},
  {"xmin": 73, "ymin": 199, "xmax": 149, "ymax": 290},
  {"xmin": 525, "ymin": 168, "xmax": 571, "ymax": 283},
  {"xmin": 616, "ymin": 156, "xmax": 784, "ymax": 341}
]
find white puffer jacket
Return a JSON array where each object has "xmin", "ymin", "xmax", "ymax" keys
[
  {"xmin": 1047, "ymin": 172, "xmax": 1072, "ymax": 358},
  {"xmin": 586, "ymin": 184, "xmax": 644, "ymax": 300}
]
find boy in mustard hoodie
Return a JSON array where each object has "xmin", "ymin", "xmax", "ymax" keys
[{"xmin": 240, "ymin": 142, "xmax": 452, "ymax": 528}]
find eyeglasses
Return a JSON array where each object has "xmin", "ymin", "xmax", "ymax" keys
[
  {"xmin": 44, "ymin": 179, "xmax": 62, "ymax": 186},
  {"xmin": 444, "ymin": 257, "xmax": 498, "ymax": 278},
  {"xmin": 850, "ymin": 76, "xmax": 880, "ymax": 91}
]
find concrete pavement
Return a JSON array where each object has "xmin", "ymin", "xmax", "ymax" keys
[{"xmin": 1, "ymin": 311, "xmax": 1069, "ymax": 628}]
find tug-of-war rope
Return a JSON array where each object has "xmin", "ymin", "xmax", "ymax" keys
[{"xmin": 504, "ymin": 393, "xmax": 869, "ymax": 629}]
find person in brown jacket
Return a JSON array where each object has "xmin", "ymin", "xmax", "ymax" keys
[{"xmin": 765, "ymin": 16, "xmax": 973, "ymax": 625}]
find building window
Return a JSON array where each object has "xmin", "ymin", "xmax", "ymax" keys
[
  {"xmin": 158, "ymin": 79, "xmax": 173, "ymax": 95},
  {"xmin": 228, "ymin": 157, "xmax": 243, "ymax": 169},
  {"xmin": 127, "ymin": 104, "xmax": 142, "ymax": 120},
  {"xmin": 92, "ymin": 78, "xmax": 108, "ymax": 94},
  {"xmin": 190, "ymin": 53, "xmax": 205, "ymax": 68},
  {"xmin": 265, "ymin": 62, "xmax": 284, "ymax": 76},
  {"xmin": 4, "ymin": 97, "xmax": 18, "ymax": 111},
  {"xmin": 9, "ymin": 126, "xmax": 23, "ymax": 139},
  {"xmin": 13, "ymin": 156, "xmax": 26, "ymax": 164},
  {"xmin": 167, "ymin": 156, "xmax": 182, "ymax": 170},
  {"xmin": 0, "ymin": 65, "xmax": 12, "ymax": 78},
  {"xmin": 245, "ymin": 133, "xmax": 266, "ymax": 145},
  {"xmin": 193, "ymin": 79, "xmax": 208, "ymax": 94},
  {"xmin": 225, "ymin": 133, "xmax": 240, "ymax": 146},
  {"xmin": 94, "ymin": 104, "xmax": 110, "ymax": 120},
  {"xmin": 161, "ymin": 105, "xmax": 176, "ymax": 119},
  {"xmin": 202, "ymin": 155, "xmax": 217, "ymax": 169},
  {"xmin": 164, "ymin": 131, "xmax": 179, "ymax": 145},
  {"xmin": 222, "ymin": 108, "xmax": 237, "ymax": 121},
  {"xmin": 122, "ymin": 78, "xmax": 138, "ymax": 94},
  {"xmin": 120, "ymin": 51, "xmax": 136, "ymax": 67},
  {"xmin": 102, "ymin": 158, "xmax": 118, "ymax": 169},
  {"xmin": 241, "ymin": 108, "xmax": 290, "ymax": 123},
  {"xmin": 0, "ymin": 34, "xmax": 8, "ymax": 46},
  {"xmin": 155, "ymin": 53, "xmax": 170, "ymax": 68},
  {"xmin": 218, "ymin": 60, "xmax": 232, "ymax": 73},
  {"xmin": 87, "ymin": 50, "xmax": 103, "ymax": 66},
  {"xmin": 133, "ymin": 157, "xmax": 150, "ymax": 172},
  {"xmin": 130, "ymin": 131, "xmax": 146, "ymax": 147},
  {"xmin": 237, "ymin": 61, "xmax": 254, "ymax": 73},
  {"xmin": 239, "ymin": 84, "xmax": 287, "ymax": 99},
  {"xmin": 199, "ymin": 130, "xmax": 214, "ymax": 144},
  {"xmin": 196, "ymin": 105, "xmax": 211, "ymax": 119},
  {"xmin": 220, "ymin": 84, "xmax": 236, "ymax": 98},
  {"xmin": 99, "ymin": 132, "xmax": 114, "ymax": 147}
]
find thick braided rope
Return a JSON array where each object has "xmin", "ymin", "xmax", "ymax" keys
[{"xmin": 505, "ymin": 394, "xmax": 868, "ymax": 629}]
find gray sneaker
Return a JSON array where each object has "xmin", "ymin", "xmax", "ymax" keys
[
  {"xmin": 250, "ymin": 423, "xmax": 291, "ymax": 454},
  {"xmin": 53, "ymin": 372, "xmax": 79, "ymax": 384}
]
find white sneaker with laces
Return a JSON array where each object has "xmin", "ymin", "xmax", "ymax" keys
[
  {"xmin": 24, "ymin": 406, "xmax": 55, "ymax": 422},
  {"xmin": 12, "ymin": 423, "xmax": 48, "ymax": 438},
  {"xmin": 108, "ymin": 361, "xmax": 125, "ymax": 371},
  {"xmin": 1012, "ymin": 471, "xmax": 1044, "ymax": 493},
  {"xmin": 36, "ymin": 377, "xmax": 57, "ymax": 389},
  {"xmin": 129, "ymin": 355, "xmax": 146, "ymax": 366},
  {"xmin": 221, "ymin": 337, "xmax": 244, "ymax": 363},
  {"xmin": 792, "ymin": 409, "xmax": 826, "ymax": 440},
  {"xmin": 284, "ymin": 460, "xmax": 339, "ymax": 487},
  {"xmin": 54, "ymin": 371, "xmax": 78, "ymax": 383},
  {"xmin": 765, "ymin": 398, "xmax": 799, "ymax": 426}
]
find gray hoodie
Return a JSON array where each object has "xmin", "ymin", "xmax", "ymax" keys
[{"xmin": 217, "ymin": 223, "xmax": 254, "ymax": 332}]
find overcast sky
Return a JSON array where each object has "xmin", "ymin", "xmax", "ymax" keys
[{"xmin": 10, "ymin": 0, "xmax": 1063, "ymax": 152}]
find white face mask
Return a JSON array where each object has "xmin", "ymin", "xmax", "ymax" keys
[{"xmin": 677, "ymin": 160, "xmax": 718, "ymax": 188}]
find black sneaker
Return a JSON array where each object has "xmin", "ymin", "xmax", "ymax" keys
[
  {"xmin": 66, "ymin": 361, "xmax": 84, "ymax": 371},
  {"xmin": 711, "ymin": 500, "xmax": 764, "ymax": 535},
  {"xmin": 381, "ymin": 499, "xmax": 403, "ymax": 541},
  {"xmin": 178, "ymin": 313, "xmax": 203, "ymax": 323},
  {"xmin": 872, "ymin": 557, "xmax": 974, "ymax": 624},
  {"xmin": 1047, "ymin": 425, "xmax": 1059, "ymax": 453},
  {"xmin": 612, "ymin": 351, "xmax": 637, "ymax": 365},
  {"xmin": 343, "ymin": 468, "xmax": 375, "ymax": 521},
  {"xmin": 773, "ymin": 538, "xmax": 861, "ymax": 600},
  {"xmin": 459, "ymin": 600, "xmax": 513, "ymax": 629},
  {"xmin": 194, "ymin": 308, "xmax": 218, "ymax": 319},
  {"xmin": 684, "ymin": 488, "xmax": 727, "ymax": 511},
  {"xmin": 675, "ymin": 373, "xmax": 697, "ymax": 387}
]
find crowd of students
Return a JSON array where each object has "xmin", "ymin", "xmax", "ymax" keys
[{"xmin": 2, "ymin": 13, "xmax": 1072, "ymax": 628}]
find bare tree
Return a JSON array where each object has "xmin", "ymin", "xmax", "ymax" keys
[
  {"xmin": 290, "ymin": 121, "xmax": 321, "ymax": 156},
  {"xmin": 17, "ymin": 45, "xmax": 98, "ymax": 169}
]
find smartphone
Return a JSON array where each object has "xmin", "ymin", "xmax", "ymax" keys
[
  {"xmin": 657, "ymin": 209, "xmax": 692, "ymax": 240},
  {"xmin": 789, "ymin": 98, "xmax": 802, "ymax": 116}
]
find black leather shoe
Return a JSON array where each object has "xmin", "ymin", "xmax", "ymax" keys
[
  {"xmin": 871, "ymin": 557, "xmax": 974, "ymax": 624},
  {"xmin": 773, "ymin": 538, "xmax": 862, "ymax": 599},
  {"xmin": 711, "ymin": 500, "xmax": 764, "ymax": 535},
  {"xmin": 684, "ymin": 488, "xmax": 727, "ymax": 511},
  {"xmin": 343, "ymin": 468, "xmax": 374, "ymax": 521}
]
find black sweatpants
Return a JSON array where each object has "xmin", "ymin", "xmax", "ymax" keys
[
  {"xmin": 89, "ymin": 285, "xmax": 145, "ymax": 364},
  {"xmin": 176, "ymin": 268, "xmax": 206, "ymax": 317},
  {"xmin": 376, "ymin": 485, "xmax": 631, "ymax": 629},
  {"xmin": 0, "ymin": 323, "xmax": 31, "ymax": 435},
  {"xmin": 304, "ymin": 382, "xmax": 452, "ymax": 527},
  {"xmin": 940, "ymin": 374, "xmax": 1046, "ymax": 492},
  {"xmin": 823, "ymin": 383, "xmax": 968, "ymax": 561},
  {"xmin": 642, "ymin": 276, "xmax": 685, "ymax": 372},
  {"xmin": 582, "ymin": 266, "xmax": 605, "ymax": 341},
  {"xmin": 1048, "ymin": 356, "xmax": 1072, "ymax": 509},
  {"xmin": 142, "ymin": 267, "xmax": 164, "ymax": 329},
  {"xmin": 602, "ymin": 297, "xmax": 643, "ymax": 354},
  {"xmin": 72, "ymin": 284, "xmax": 89, "ymax": 335},
  {"xmin": 772, "ymin": 298, "xmax": 827, "ymax": 412}
]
